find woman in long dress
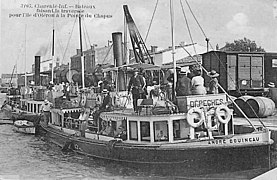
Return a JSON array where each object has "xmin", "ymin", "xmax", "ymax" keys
[{"xmin": 191, "ymin": 69, "xmax": 207, "ymax": 95}]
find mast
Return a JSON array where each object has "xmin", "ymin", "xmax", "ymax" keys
[
  {"xmin": 79, "ymin": 16, "xmax": 85, "ymax": 88},
  {"xmin": 170, "ymin": 0, "xmax": 176, "ymax": 100},
  {"xmin": 124, "ymin": 15, "xmax": 129, "ymax": 65},
  {"xmin": 51, "ymin": 28, "xmax": 55, "ymax": 83},
  {"xmin": 24, "ymin": 24, "xmax": 27, "ymax": 87}
]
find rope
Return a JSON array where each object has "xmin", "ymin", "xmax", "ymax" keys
[
  {"xmin": 61, "ymin": 17, "xmax": 78, "ymax": 63},
  {"xmin": 101, "ymin": 44, "xmax": 113, "ymax": 64},
  {"xmin": 144, "ymin": 0, "xmax": 159, "ymax": 43},
  {"xmin": 180, "ymin": 0, "xmax": 198, "ymax": 61},
  {"xmin": 82, "ymin": 17, "xmax": 93, "ymax": 50}
]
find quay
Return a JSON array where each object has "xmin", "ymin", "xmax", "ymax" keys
[{"xmin": 252, "ymin": 167, "xmax": 277, "ymax": 180}]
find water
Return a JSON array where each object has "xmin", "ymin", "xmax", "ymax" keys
[{"xmin": 0, "ymin": 93, "xmax": 274, "ymax": 179}]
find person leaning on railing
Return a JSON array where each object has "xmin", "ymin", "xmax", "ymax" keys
[{"xmin": 40, "ymin": 99, "xmax": 53, "ymax": 126}]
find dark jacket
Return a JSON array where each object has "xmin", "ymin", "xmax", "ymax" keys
[
  {"xmin": 128, "ymin": 75, "xmax": 145, "ymax": 94},
  {"xmin": 100, "ymin": 94, "xmax": 112, "ymax": 110},
  {"xmin": 176, "ymin": 75, "xmax": 191, "ymax": 96}
]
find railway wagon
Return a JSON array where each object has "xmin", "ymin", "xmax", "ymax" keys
[{"xmin": 201, "ymin": 51, "xmax": 277, "ymax": 97}]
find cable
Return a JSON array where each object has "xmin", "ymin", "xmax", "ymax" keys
[
  {"xmin": 144, "ymin": 0, "xmax": 159, "ymax": 43},
  {"xmin": 180, "ymin": 0, "xmax": 198, "ymax": 61},
  {"xmin": 61, "ymin": 17, "xmax": 78, "ymax": 64}
]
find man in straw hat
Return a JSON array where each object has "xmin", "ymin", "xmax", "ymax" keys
[
  {"xmin": 40, "ymin": 99, "xmax": 53, "ymax": 126},
  {"xmin": 128, "ymin": 68, "xmax": 146, "ymax": 113},
  {"xmin": 207, "ymin": 70, "xmax": 219, "ymax": 94}
]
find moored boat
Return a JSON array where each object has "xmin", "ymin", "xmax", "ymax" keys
[
  {"xmin": 13, "ymin": 120, "xmax": 36, "ymax": 134},
  {"xmin": 37, "ymin": 2, "xmax": 274, "ymax": 176}
]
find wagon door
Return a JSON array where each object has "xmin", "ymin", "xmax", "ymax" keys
[
  {"xmin": 238, "ymin": 55, "xmax": 251, "ymax": 89},
  {"xmin": 251, "ymin": 56, "xmax": 263, "ymax": 88}
]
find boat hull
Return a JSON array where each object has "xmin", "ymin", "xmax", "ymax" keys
[
  {"xmin": 1, "ymin": 104, "xmax": 40, "ymax": 123},
  {"xmin": 13, "ymin": 120, "xmax": 36, "ymax": 134},
  {"xmin": 39, "ymin": 124, "xmax": 272, "ymax": 175}
]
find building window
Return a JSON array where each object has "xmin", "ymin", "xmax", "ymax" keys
[
  {"xmin": 154, "ymin": 121, "xmax": 168, "ymax": 142},
  {"xmin": 140, "ymin": 121, "xmax": 150, "ymax": 141},
  {"xmin": 129, "ymin": 121, "xmax": 138, "ymax": 140},
  {"xmin": 272, "ymin": 59, "xmax": 277, "ymax": 67}
]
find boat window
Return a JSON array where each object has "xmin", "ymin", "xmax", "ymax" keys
[
  {"xmin": 272, "ymin": 59, "xmax": 277, "ymax": 67},
  {"xmin": 34, "ymin": 104, "xmax": 37, "ymax": 113},
  {"xmin": 173, "ymin": 120, "xmax": 181, "ymax": 140},
  {"xmin": 38, "ymin": 104, "xmax": 41, "ymax": 113},
  {"xmin": 140, "ymin": 121, "xmax": 150, "ymax": 141},
  {"xmin": 154, "ymin": 121, "xmax": 168, "ymax": 142},
  {"xmin": 129, "ymin": 121, "xmax": 138, "ymax": 140}
]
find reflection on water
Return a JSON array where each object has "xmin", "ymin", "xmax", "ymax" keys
[{"xmin": 0, "ymin": 93, "xmax": 275, "ymax": 179}]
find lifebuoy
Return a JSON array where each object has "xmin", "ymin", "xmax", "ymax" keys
[
  {"xmin": 205, "ymin": 109, "xmax": 219, "ymax": 130},
  {"xmin": 187, "ymin": 107, "xmax": 204, "ymax": 128},
  {"xmin": 215, "ymin": 105, "xmax": 231, "ymax": 124}
]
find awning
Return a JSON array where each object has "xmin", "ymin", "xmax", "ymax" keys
[
  {"xmin": 51, "ymin": 108, "xmax": 82, "ymax": 114},
  {"xmin": 102, "ymin": 63, "xmax": 161, "ymax": 72}
]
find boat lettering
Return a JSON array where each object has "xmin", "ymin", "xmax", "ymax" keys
[
  {"xmin": 208, "ymin": 137, "xmax": 260, "ymax": 145},
  {"xmin": 190, "ymin": 99, "xmax": 224, "ymax": 108}
]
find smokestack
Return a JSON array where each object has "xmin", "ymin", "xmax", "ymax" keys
[
  {"xmin": 112, "ymin": 32, "xmax": 125, "ymax": 91},
  {"xmin": 151, "ymin": 46, "xmax": 158, "ymax": 53},
  {"xmin": 34, "ymin": 56, "xmax": 41, "ymax": 86}
]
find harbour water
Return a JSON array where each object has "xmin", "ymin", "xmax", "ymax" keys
[{"xmin": 0, "ymin": 93, "xmax": 275, "ymax": 180}]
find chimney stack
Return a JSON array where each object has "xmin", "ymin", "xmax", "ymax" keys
[
  {"xmin": 112, "ymin": 32, "xmax": 125, "ymax": 91},
  {"xmin": 34, "ymin": 56, "xmax": 41, "ymax": 86},
  {"xmin": 151, "ymin": 46, "xmax": 158, "ymax": 53}
]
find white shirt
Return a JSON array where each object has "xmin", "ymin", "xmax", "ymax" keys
[{"xmin": 191, "ymin": 76, "xmax": 204, "ymax": 87}]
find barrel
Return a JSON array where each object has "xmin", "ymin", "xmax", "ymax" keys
[
  {"xmin": 233, "ymin": 95, "xmax": 253, "ymax": 117},
  {"xmin": 245, "ymin": 97, "xmax": 275, "ymax": 118}
]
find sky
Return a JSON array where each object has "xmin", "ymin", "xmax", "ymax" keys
[{"xmin": 1, "ymin": 0, "xmax": 277, "ymax": 74}]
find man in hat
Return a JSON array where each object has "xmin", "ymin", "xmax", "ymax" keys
[
  {"xmin": 176, "ymin": 71, "xmax": 191, "ymax": 96},
  {"xmin": 40, "ymin": 99, "xmax": 53, "ymax": 126},
  {"xmin": 93, "ymin": 89, "xmax": 112, "ymax": 133},
  {"xmin": 100, "ymin": 89, "xmax": 112, "ymax": 111},
  {"xmin": 208, "ymin": 70, "xmax": 219, "ymax": 94},
  {"xmin": 128, "ymin": 68, "xmax": 146, "ymax": 113}
]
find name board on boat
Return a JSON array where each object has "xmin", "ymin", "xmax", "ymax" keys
[
  {"xmin": 207, "ymin": 133, "xmax": 265, "ymax": 145},
  {"xmin": 176, "ymin": 94, "xmax": 227, "ymax": 113}
]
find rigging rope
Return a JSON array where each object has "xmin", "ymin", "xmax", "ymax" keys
[
  {"xmin": 61, "ymin": 17, "xmax": 78, "ymax": 63},
  {"xmin": 82, "ymin": 17, "xmax": 93, "ymax": 50},
  {"xmin": 101, "ymin": 44, "xmax": 113, "ymax": 65},
  {"xmin": 144, "ymin": 0, "xmax": 159, "ymax": 43},
  {"xmin": 180, "ymin": 0, "xmax": 198, "ymax": 61}
]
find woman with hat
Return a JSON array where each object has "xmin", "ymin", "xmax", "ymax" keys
[{"xmin": 208, "ymin": 70, "xmax": 219, "ymax": 94}]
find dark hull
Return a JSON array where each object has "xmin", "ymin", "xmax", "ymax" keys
[
  {"xmin": 39, "ymin": 124, "xmax": 272, "ymax": 176},
  {"xmin": 1, "ymin": 104, "xmax": 41, "ymax": 123}
]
